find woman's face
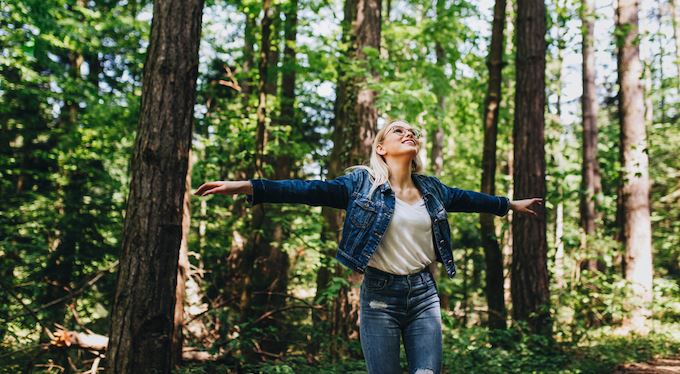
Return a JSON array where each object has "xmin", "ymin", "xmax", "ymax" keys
[{"xmin": 376, "ymin": 123, "xmax": 422, "ymax": 158}]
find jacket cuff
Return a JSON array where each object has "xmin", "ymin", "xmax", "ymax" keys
[
  {"xmin": 246, "ymin": 179, "xmax": 264, "ymax": 206},
  {"xmin": 499, "ymin": 196, "xmax": 511, "ymax": 216}
]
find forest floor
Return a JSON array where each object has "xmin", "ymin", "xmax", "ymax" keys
[{"xmin": 614, "ymin": 355, "xmax": 680, "ymax": 373}]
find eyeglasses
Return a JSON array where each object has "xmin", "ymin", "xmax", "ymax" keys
[{"xmin": 386, "ymin": 125, "xmax": 422, "ymax": 140}]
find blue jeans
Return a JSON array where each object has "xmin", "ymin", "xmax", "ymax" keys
[{"xmin": 360, "ymin": 266, "xmax": 442, "ymax": 374}]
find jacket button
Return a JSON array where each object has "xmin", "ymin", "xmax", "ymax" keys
[
  {"xmin": 439, "ymin": 240, "xmax": 445, "ymax": 245},
  {"xmin": 447, "ymin": 259, "xmax": 453, "ymax": 264}
]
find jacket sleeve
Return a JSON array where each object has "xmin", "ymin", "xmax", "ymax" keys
[
  {"xmin": 431, "ymin": 177, "xmax": 510, "ymax": 216},
  {"xmin": 246, "ymin": 171, "xmax": 359, "ymax": 209}
]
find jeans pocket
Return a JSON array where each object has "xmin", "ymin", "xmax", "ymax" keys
[{"xmin": 364, "ymin": 277, "xmax": 388, "ymax": 291}]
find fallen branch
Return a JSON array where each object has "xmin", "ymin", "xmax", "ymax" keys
[{"xmin": 47, "ymin": 328, "xmax": 223, "ymax": 363}]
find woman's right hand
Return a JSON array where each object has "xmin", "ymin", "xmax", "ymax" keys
[{"xmin": 193, "ymin": 181, "xmax": 253, "ymax": 197}]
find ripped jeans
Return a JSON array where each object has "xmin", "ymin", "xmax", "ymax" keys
[{"xmin": 360, "ymin": 266, "xmax": 442, "ymax": 374}]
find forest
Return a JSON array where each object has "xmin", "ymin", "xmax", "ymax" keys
[{"xmin": 1, "ymin": 0, "xmax": 679, "ymax": 372}]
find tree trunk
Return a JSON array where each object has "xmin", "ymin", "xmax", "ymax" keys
[
  {"xmin": 580, "ymin": 0, "xmax": 602, "ymax": 243},
  {"xmin": 430, "ymin": 0, "xmax": 446, "ymax": 176},
  {"xmin": 280, "ymin": 0, "xmax": 297, "ymax": 127},
  {"xmin": 315, "ymin": 0, "xmax": 381, "ymax": 358},
  {"xmin": 265, "ymin": 6, "xmax": 281, "ymax": 96},
  {"xmin": 107, "ymin": 0, "xmax": 204, "ymax": 371},
  {"xmin": 511, "ymin": 0, "xmax": 551, "ymax": 337},
  {"xmin": 616, "ymin": 0, "xmax": 653, "ymax": 333},
  {"xmin": 255, "ymin": 0, "xmax": 273, "ymax": 178},
  {"xmin": 480, "ymin": 0, "xmax": 508, "ymax": 331},
  {"xmin": 501, "ymin": 0, "xmax": 515, "ymax": 322},
  {"xmin": 240, "ymin": 0, "xmax": 291, "ymax": 358},
  {"xmin": 172, "ymin": 150, "xmax": 192, "ymax": 367}
]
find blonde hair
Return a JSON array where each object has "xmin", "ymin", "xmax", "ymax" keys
[{"xmin": 346, "ymin": 119, "xmax": 425, "ymax": 198}]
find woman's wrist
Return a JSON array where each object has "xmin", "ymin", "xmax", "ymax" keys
[{"xmin": 241, "ymin": 180, "xmax": 253, "ymax": 194}]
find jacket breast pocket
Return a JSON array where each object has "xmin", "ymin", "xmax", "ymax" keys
[
  {"xmin": 350, "ymin": 196, "xmax": 378, "ymax": 229},
  {"xmin": 434, "ymin": 208, "xmax": 449, "ymax": 232}
]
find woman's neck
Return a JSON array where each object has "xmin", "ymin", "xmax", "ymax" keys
[{"xmin": 385, "ymin": 157, "xmax": 414, "ymax": 191}]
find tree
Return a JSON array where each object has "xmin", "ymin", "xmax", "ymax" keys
[
  {"xmin": 172, "ymin": 153, "xmax": 192, "ymax": 366},
  {"xmin": 316, "ymin": 0, "xmax": 382, "ymax": 356},
  {"xmin": 580, "ymin": 0, "xmax": 602, "ymax": 245},
  {"xmin": 511, "ymin": 0, "xmax": 552, "ymax": 336},
  {"xmin": 107, "ymin": 0, "xmax": 205, "ymax": 371},
  {"xmin": 240, "ymin": 0, "xmax": 293, "ymax": 357},
  {"xmin": 616, "ymin": 0, "xmax": 653, "ymax": 333},
  {"xmin": 430, "ymin": 0, "xmax": 447, "ymax": 176},
  {"xmin": 480, "ymin": 0, "xmax": 508, "ymax": 330}
]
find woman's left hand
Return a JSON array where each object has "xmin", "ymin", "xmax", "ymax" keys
[{"xmin": 509, "ymin": 198, "xmax": 543, "ymax": 217}]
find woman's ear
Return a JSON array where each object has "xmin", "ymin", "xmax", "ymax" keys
[{"xmin": 376, "ymin": 143, "xmax": 386, "ymax": 156}]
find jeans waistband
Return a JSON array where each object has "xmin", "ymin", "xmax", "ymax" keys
[{"xmin": 365, "ymin": 265, "xmax": 432, "ymax": 283}]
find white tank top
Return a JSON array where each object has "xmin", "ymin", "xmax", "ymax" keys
[{"xmin": 367, "ymin": 197, "xmax": 437, "ymax": 275}]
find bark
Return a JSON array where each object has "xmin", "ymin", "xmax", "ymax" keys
[
  {"xmin": 480, "ymin": 0, "xmax": 508, "ymax": 330},
  {"xmin": 315, "ymin": 0, "xmax": 381, "ymax": 358},
  {"xmin": 511, "ymin": 0, "xmax": 552, "ymax": 336},
  {"xmin": 265, "ymin": 6, "xmax": 281, "ymax": 95},
  {"xmin": 241, "ymin": 11, "xmax": 257, "ymax": 108},
  {"xmin": 616, "ymin": 0, "xmax": 653, "ymax": 333},
  {"xmin": 255, "ymin": 0, "xmax": 273, "ymax": 178},
  {"xmin": 501, "ymin": 0, "xmax": 515, "ymax": 320},
  {"xmin": 580, "ymin": 0, "xmax": 603, "ymax": 240},
  {"xmin": 107, "ymin": 0, "xmax": 204, "ymax": 371},
  {"xmin": 430, "ymin": 0, "xmax": 446, "ymax": 176},
  {"xmin": 172, "ymin": 150, "xmax": 192, "ymax": 366},
  {"xmin": 280, "ymin": 0, "xmax": 298, "ymax": 126}
]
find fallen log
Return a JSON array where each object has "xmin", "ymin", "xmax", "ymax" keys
[{"xmin": 49, "ymin": 328, "xmax": 222, "ymax": 362}]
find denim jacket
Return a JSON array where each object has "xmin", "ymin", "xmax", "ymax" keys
[{"xmin": 247, "ymin": 168, "xmax": 509, "ymax": 278}]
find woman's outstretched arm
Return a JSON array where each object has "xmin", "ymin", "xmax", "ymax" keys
[
  {"xmin": 193, "ymin": 171, "xmax": 359, "ymax": 209},
  {"xmin": 193, "ymin": 180, "xmax": 253, "ymax": 197},
  {"xmin": 429, "ymin": 176, "xmax": 541, "ymax": 217}
]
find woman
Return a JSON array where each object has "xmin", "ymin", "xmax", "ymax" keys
[{"xmin": 194, "ymin": 120, "xmax": 542, "ymax": 374}]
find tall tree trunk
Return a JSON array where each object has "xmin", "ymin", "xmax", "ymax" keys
[
  {"xmin": 280, "ymin": 0, "xmax": 297, "ymax": 128},
  {"xmin": 241, "ymin": 0, "xmax": 290, "ymax": 357},
  {"xmin": 172, "ymin": 151, "xmax": 192, "ymax": 367},
  {"xmin": 241, "ymin": 11, "xmax": 257, "ymax": 108},
  {"xmin": 430, "ymin": 0, "xmax": 446, "ymax": 176},
  {"xmin": 255, "ymin": 0, "xmax": 273, "ymax": 178},
  {"xmin": 580, "ymin": 0, "xmax": 602, "ymax": 246},
  {"xmin": 616, "ymin": 0, "xmax": 653, "ymax": 333},
  {"xmin": 511, "ymin": 0, "xmax": 551, "ymax": 337},
  {"xmin": 501, "ymin": 0, "xmax": 515, "ymax": 321},
  {"xmin": 480, "ymin": 0, "xmax": 508, "ymax": 331},
  {"xmin": 265, "ymin": 6, "xmax": 281, "ymax": 96},
  {"xmin": 429, "ymin": 0, "xmax": 448, "ymax": 311},
  {"xmin": 552, "ymin": 0, "xmax": 568, "ymax": 285},
  {"xmin": 315, "ymin": 0, "xmax": 381, "ymax": 358},
  {"xmin": 107, "ymin": 0, "xmax": 204, "ymax": 371},
  {"xmin": 502, "ymin": 147, "xmax": 514, "ymax": 316}
]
